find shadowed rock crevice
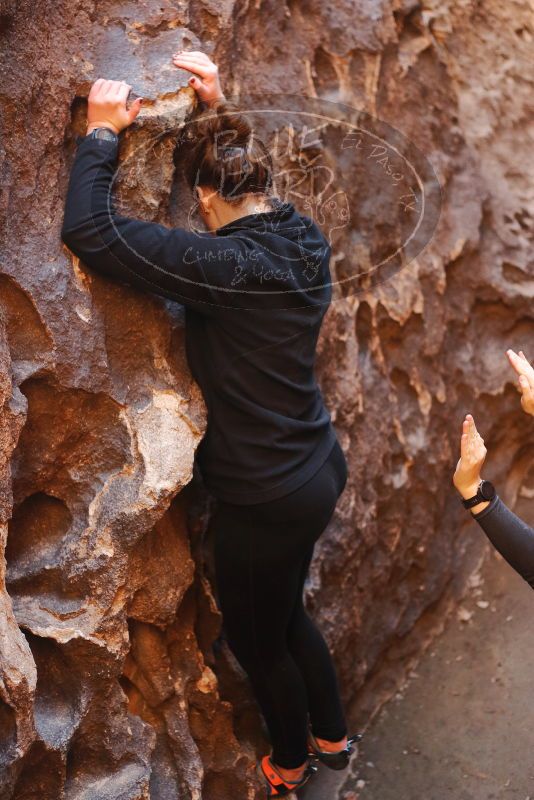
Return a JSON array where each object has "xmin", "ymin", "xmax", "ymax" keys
[
  {"xmin": 6, "ymin": 493, "xmax": 73, "ymax": 582},
  {"xmin": 0, "ymin": 702, "xmax": 17, "ymax": 771},
  {"xmin": 0, "ymin": 276, "xmax": 54, "ymax": 383},
  {"xmin": 12, "ymin": 376, "xmax": 130, "ymax": 516},
  {"xmin": 26, "ymin": 633, "xmax": 83, "ymax": 750}
]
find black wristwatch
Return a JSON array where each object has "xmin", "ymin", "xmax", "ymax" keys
[
  {"xmin": 86, "ymin": 127, "xmax": 119, "ymax": 143},
  {"xmin": 461, "ymin": 479, "xmax": 496, "ymax": 509}
]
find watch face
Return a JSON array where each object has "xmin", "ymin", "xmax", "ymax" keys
[{"xmin": 479, "ymin": 480, "xmax": 496, "ymax": 501}]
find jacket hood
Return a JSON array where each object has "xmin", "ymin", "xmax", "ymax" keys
[
  {"xmin": 216, "ymin": 197, "xmax": 298, "ymax": 230},
  {"xmin": 215, "ymin": 197, "xmax": 329, "ymax": 255},
  {"xmin": 215, "ymin": 197, "xmax": 296, "ymax": 233},
  {"xmin": 213, "ymin": 197, "xmax": 332, "ymax": 309}
]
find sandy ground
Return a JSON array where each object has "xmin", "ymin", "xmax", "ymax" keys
[{"xmin": 303, "ymin": 549, "xmax": 534, "ymax": 800}]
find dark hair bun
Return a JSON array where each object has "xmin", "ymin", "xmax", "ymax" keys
[
  {"xmin": 202, "ymin": 99, "xmax": 252, "ymax": 148},
  {"xmin": 182, "ymin": 99, "xmax": 273, "ymax": 203}
]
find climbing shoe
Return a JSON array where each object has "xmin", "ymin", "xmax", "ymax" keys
[
  {"xmin": 256, "ymin": 754, "xmax": 318, "ymax": 797},
  {"xmin": 306, "ymin": 728, "xmax": 363, "ymax": 770}
]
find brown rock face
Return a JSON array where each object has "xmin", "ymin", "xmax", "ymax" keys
[{"xmin": 0, "ymin": 0, "xmax": 532, "ymax": 798}]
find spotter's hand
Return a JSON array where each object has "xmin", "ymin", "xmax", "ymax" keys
[
  {"xmin": 453, "ymin": 414, "xmax": 487, "ymax": 500},
  {"xmin": 506, "ymin": 349, "xmax": 534, "ymax": 417},
  {"xmin": 172, "ymin": 50, "xmax": 225, "ymax": 107},
  {"xmin": 86, "ymin": 79, "xmax": 143, "ymax": 135}
]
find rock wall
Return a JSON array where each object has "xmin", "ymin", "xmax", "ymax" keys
[{"xmin": 0, "ymin": 0, "xmax": 532, "ymax": 798}]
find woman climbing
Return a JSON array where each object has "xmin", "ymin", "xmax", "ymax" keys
[
  {"xmin": 61, "ymin": 52, "xmax": 361, "ymax": 796},
  {"xmin": 453, "ymin": 348, "xmax": 534, "ymax": 589}
]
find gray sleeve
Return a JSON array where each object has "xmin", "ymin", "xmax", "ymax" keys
[{"xmin": 472, "ymin": 495, "xmax": 534, "ymax": 589}]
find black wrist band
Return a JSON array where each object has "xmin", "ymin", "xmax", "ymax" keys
[
  {"xmin": 87, "ymin": 127, "xmax": 119, "ymax": 143},
  {"xmin": 461, "ymin": 479, "xmax": 496, "ymax": 509}
]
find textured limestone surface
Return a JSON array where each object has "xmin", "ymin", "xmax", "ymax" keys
[{"xmin": 0, "ymin": 0, "xmax": 532, "ymax": 798}]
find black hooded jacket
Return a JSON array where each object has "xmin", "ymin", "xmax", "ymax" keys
[{"xmin": 61, "ymin": 134, "xmax": 339, "ymax": 504}]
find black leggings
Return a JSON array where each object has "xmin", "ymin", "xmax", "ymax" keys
[{"xmin": 209, "ymin": 439, "xmax": 348, "ymax": 768}]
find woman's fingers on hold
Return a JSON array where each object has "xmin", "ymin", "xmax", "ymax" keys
[
  {"xmin": 117, "ymin": 82, "xmax": 131, "ymax": 103},
  {"xmin": 173, "ymin": 61, "xmax": 214, "ymax": 78},
  {"xmin": 110, "ymin": 81, "xmax": 127, "ymax": 102},
  {"xmin": 172, "ymin": 58, "xmax": 208, "ymax": 74},
  {"xmin": 108, "ymin": 80, "xmax": 122, "ymax": 97},
  {"xmin": 172, "ymin": 55, "xmax": 216, "ymax": 72},
  {"xmin": 172, "ymin": 53, "xmax": 210, "ymax": 63},
  {"xmin": 92, "ymin": 78, "xmax": 105, "ymax": 92},
  {"xmin": 172, "ymin": 60, "xmax": 192, "ymax": 72},
  {"xmin": 173, "ymin": 50, "xmax": 210, "ymax": 59}
]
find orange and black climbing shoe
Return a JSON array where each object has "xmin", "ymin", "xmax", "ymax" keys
[
  {"xmin": 307, "ymin": 728, "xmax": 363, "ymax": 770},
  {"xmin": 256, "ymin": 754, "xmax": 318, "ymax": 797}
]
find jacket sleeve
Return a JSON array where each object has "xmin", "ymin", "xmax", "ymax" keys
[
  {"xmin": 472, "ymin": 494, "xmax": 534, "ymax": 589},
  {"xmin": 60, "ymin": 134, "xmax": 250, "ymax": 316}
]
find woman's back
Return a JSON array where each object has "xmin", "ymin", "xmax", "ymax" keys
[{"xmin": 185, "ymin": 201, "xmax": 337, "ymax": 505}]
